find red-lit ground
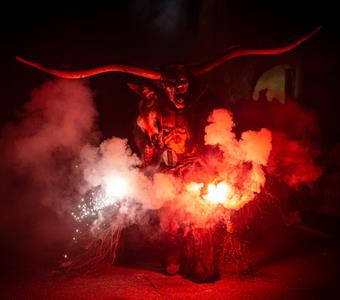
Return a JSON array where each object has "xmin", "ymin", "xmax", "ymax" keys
[{"xmin": 1, "ymin": 226, "xmax": 339, "ymax": 300}]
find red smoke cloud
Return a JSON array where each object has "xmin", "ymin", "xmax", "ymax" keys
[
  {"xmin": 268, "ymin": 131, "xmax": 321, "ymax": 187},
  {"xmin": 232, "ymin": 99, "xmax": 322, "ymax": 188}
]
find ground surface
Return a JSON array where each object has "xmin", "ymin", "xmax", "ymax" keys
[{"xmin": 1, "ymin": 227, "xmax": 340, "ymax": 300}]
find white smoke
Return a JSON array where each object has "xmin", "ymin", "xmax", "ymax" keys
[
  {"xmin": 1, "ymin": 79, "xmax": 98, "ymax": 213},
  {"xmin": 1, "ymin": 80, "xmax": 274, "ymax": 238}
]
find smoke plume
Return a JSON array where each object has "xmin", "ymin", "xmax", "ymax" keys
[
  {"xmin": 232, "ymin": 100, "xmax": 322, "ymax": 187},
  {"xmin": 0, "ymin": 80, "xmax": 322, "ymax": 267}
]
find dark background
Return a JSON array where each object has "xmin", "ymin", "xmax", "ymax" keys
[
  {"xmin": 0, "ymin": 1, "xmax": 338, "ymax": 142},
  {"xmin": 0, "ymin": 0, "xmax": 339, "ymax": 288}
]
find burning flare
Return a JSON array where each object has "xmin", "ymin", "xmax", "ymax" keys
[{"xmin": 203, "ymin": 181, "xmax": 232, "ymax": 205}]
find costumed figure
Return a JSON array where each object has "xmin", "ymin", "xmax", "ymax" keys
[{"xmin": 16, "ymin": 27, "xmax": 319, "ymax": 282}]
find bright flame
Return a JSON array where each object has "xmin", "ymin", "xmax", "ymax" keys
[
  {"xmin": 95, "ymin": 176, "xmax": 129, "ymax": 209},
  {"xmin": 106, "ymin": 176, "xmax": 128, "ymax": 199},
  {"xmin": 202, "ymin": 181, "xmax": 231, "ymax": 205}
]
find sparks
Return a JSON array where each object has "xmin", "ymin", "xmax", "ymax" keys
[{"xmin": 71, "ymin": 176, "xmax": 130, "ymax": 223}]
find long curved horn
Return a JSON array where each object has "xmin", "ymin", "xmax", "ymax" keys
[
  {"xmin": 15, "ymin": 56, "xmax": 161, "ymax": 80},
  {"xmin": 190, "ymin": 26, "xmax": 321, "ymax": 76}
]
